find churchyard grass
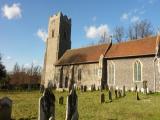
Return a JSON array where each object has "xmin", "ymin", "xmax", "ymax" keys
[{"xmin": 0, "ymin": 90, "xmax": 160, "ymax": 120}]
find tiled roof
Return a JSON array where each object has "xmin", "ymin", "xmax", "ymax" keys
[
  {"xmin": 55, "ymin": 44, "xmax": 109, "ymax": 65},
  {"xmin": 105, "ymin": 36, "xmax": 158, "ymax": 58},
  {"xmin": 56, "ymin": 36, "xmax": 159, "ymax": 65}
]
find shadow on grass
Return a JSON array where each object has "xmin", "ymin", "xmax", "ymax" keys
[{"xmin": 11, "ymin": 117, "xmax": 37, "ymax": 120}]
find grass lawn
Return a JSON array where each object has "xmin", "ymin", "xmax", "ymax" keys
[{"xmin": 0, "ymin": 90, "xmax": 160, "ymax": 120}]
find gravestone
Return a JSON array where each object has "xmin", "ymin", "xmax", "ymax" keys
[
  {"xmin": 115, "ymin": 90, "xmax": 118, "ymax": 99},
  {"xmin": 135, "ymin": 84, "xmax": 138, "ymax": 92},
  {"xmin": 122, "ymin": 86, "xmax": 126, "ymax": 97},
  {"xmin": 100, "ymin": 93, "xmax": 105, "ymax": 104},
  {"xmin": 143, "ymin": 81, "xmax": 147, "ymax": 95},
  {"xmin": 83, "ymin": 86, "xmax": 87, "ymax": 92},
  {"xmin": 118, "ymin": 89, "xmax": 122, "ymax": 98},
  {"xmin": 91, "ymin": 84, "xmax": 96, "ymax": 92},
  {"xmin": 40, "ymin": 84, "xmax": 44, "ymax": 93},
  {"xmin": 136, "ymin": 92, "xmax": 140, "ymax": 100},
  {"xmin": 80, "ymin": 85, "xmax": 83, "ymax": 92},
  {"xmin": 0, "ymin": 97, "xmax": 12, "ymax": 120},
  {"xmin": 59, "ymin": 96, "xmax": 64, "ymax": 105},
  {"xmin": 108, "ymin": 90, "xmax": 112, "ymax": 102},
  {"xmin": 65, "ymin": 87, "xmax": 79, "ymax": 120},
  {"xmin": 38, "ymin": 88, "xmax": 55, "ymax": 120}
]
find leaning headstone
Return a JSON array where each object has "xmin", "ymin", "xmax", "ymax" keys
[
  {"xmin": 115, "ymin": 90, "xmax": 118, "ymax": 99},
  {"xmin": 83, "ymin": 85, "xmax": 87, "ymax": 92},
  {"xmin": 0, "ymin": 97, "xmax": 12, "ymax": 120},
  {"xmin": 122, "ymin": 86, "xmax": 126, "ymax": 97},
  {"xmin": 136, "ymin": 92, "xmax": 140, "ymax": 100},
  {"xmin": 59, "ymin": 96, "xmax": 64, "ymax": 105},
  {"xmin": 100, "ymin": 93, "xmax": 105, "ymax": 104},
  {"xmin": 38, "ymin": 88, "xmax": 55, "ymax": 120},
  {"xmin": 118, "ymin": 89, "xmax": 122, "ymax": 98},
  {"xmin": 108, "ymin": 90, "xmax": 112, "ymax": 102},
  {"xmin": 65, "ymin": 87, "xmax": 79, "ymax": 120}
]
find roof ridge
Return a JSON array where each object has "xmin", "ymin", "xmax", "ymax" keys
[
  {"xmin": 68, "ymin": 43, "xmax": 108, "ymax": 51},
  {"xmin": 112, "ymin": 35, "xmax": 156, "ymax": 45}
]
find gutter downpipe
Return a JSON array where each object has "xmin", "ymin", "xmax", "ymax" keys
[
  {"xmin": 154, "ymin": 34, "xmax": 160, "ymax": 92},
  {"xmin": 154, "ymin": 57, "xmax": 157, "ymax": 92}
]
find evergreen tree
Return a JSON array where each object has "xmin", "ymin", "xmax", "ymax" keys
[{"xmin": 0, "ymin": 55, "xmax": 7, "ymax": 85}]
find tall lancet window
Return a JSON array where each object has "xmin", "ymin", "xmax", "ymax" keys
[
  {"xmin": 108, "ymin": 62, "xmax": 115, "ymax": 85},
  {"xmin": 134, "ymin": 60, "xmax": 142, "ymax": 81},
  {"xmin": 78, "ymin": 69, "xmax": 81, "ymax": 81}
]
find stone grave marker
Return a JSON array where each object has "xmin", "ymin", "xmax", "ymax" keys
[
  {"xmin": 115, "ymin": 89, "xmax": 118, "ymax": 99},
  {"xmin": 108, "ymin": 90, "xmax": 112, "ymax": 102},
  {"xmin": 80, "ymin": 85, "xmax": 83, "ymax": 92},
  {"xmin": 83, "ymin": 85, "xmax": 87, "ymax": 92},
  {"xmin": 0, "ymin": 97, "xmax": 12, "ymax": 120},
  {"xmin": 38, "ymin": 88, "xmax": 55, "ymax": 120},
  {"xmin": 122, "ymin": 86, "xmax": 126, "ymax": 97},
  {"xmin": 118, "ymin": 89, "xmax": 122, "ymax": 98},
  {"xmin": 136, "ymin": 92, "xmax": 140, "ymax": 100},
  {"xmin": 65, "ymin": 86, "xmax": 79, "ymax": 120},
  {"xmin": 100, "ymin": 93, "xmax": 105, "ymax": 104}
]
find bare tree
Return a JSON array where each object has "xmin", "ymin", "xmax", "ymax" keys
[
  {"xmin": 128, "ymin": 20, "xmax": 154, "ymax": 40},
  {"xmin": 113, "ymin": 26, "xmax": 124, "ymax": 43},
  {"xmin": 98, "ymin": 32, "xmax": 110, "ymax": 44}
]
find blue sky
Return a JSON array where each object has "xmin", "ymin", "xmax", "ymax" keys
[{"xmin": 0, "ymin": 0, "xmax": 160, "ymax": 71}]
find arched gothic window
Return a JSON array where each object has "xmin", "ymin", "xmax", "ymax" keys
[
  {"xmin": 134, "ymin": 60, "xmax": 142, "ymax": 81},
  {"xmin": 108, "ymin": 62, "xmax": 115, "ymax": 85}
]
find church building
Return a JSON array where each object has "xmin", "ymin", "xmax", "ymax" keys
[{"xmin": 42, "ymin": 12, "xmax": 160, "ymax": 92}]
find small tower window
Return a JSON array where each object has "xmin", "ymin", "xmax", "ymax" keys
[{"xmin": 52, "ymin": 30, "xmax": 54, "ymax": 38}]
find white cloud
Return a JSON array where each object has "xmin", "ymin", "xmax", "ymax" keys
[
  {"xmin": 121, "ymin": 13, "xmax": 129, "ymax": 20},
  {"xmin": 5, "ymin": 56, "xmax": 11, "ymax": 60},
  {"xmin": 84, "ymin": 24, "xmax": 110, "ymax": 39},
  {"xmin": 1, "ymin": 3, "xmax": 22, "ymax": 20},
  {"xmin": 131, "ymin": 16, "xmax": 140, "ymax": 23},
  {"xmin": 37, "ymin": 29, "xmax": 48, "ymax": 42}
]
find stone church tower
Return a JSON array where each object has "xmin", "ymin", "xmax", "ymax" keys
[{"xmin": 42, "ymin": 12, "xmax": 71, "ymax": 87}]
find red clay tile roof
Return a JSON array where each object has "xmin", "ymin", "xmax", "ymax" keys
[
  {"xmin": 56, "ymin": 36, "xmax": 159, "ymax": 65},
  {"xmin": 55, "ymin": 44, "xmax": 109, "ymax": 65},
  {"xmin": 105, "ymin": 36, "xmax": 158, "ymax": 58}
]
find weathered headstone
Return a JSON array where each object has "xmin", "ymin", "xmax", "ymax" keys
[
  {"xmin": 65, "ymin": 87, "xmax": 79, "ymax": 120},
  {"xmin": 91, "ymin": 84, "xmax": 96, "ymax": 92},
  {"xmin": 40, "ymin": 84, "xmax": 44, "ymax": 93},
  {"xmin": 80, "ymin": 85, "xmax": 83, "ymax": 92},
  {"xmin": 135, "ymin": 84, "xmax": 138, "ymax": 92},
  {"xmin": 143, "ymin": 81, "xmax": 147, "ymax": 95},
  {"xmin": 136, "ymin": 92, "xmax": 140, "ymax": 100},
  {"xmin": 122, "ymin": 86, "xmax": 126, "ymax": 97},
  {"xmin": 118, "ymin": 89, "xmax": 122, "ymax": 98},
  {"xmin": 108, "ymin": 90, "xmax": 112, "ymax": 102},
  {"xmin": 59, "ymin": 96, "xmax": 64, "ymax": 105},
  {"xmin": 100, "ymin": 93, "xmax": 105, "ymax": 104},
  {"xmin": 0, "ymin": 97, "xmax": 12, "ymax": 120},
  {"xmin": 83, "ymin": 85, "xmax": 87, "ymax": 92},
  {"xmin": 38, "ymin": 88, "xmax": 55, "ymax": 120},
  {"xmin": 115, "ymin": 90, "xmax": 118, "ymax": 99}
]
